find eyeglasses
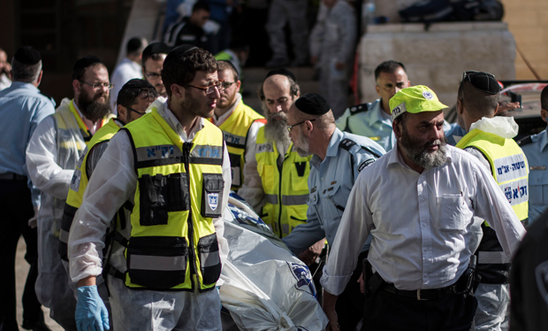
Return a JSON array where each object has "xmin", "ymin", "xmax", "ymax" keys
[
  {"xmin": 461, "ymin": 71, "xmax": 498, "ymax": 94},
  {"xmin": 221, "ymin": 81, "xmax": 236, "ymax": 89},
  {"xmin": 80, "ymin": 81, "xmax": 113, "ymax": 89},
  {"xmin": 125, "ymin": 105, "xmax": 146, "ymax": 115},
  {"xmin": 145, "ymin": 72, "xmax": 161, "ymax": 80},
  {"xmin": 187, "ymin": 81, "xmax": 224, "ymax": 94},
  {"xmin": 287, "ymin": 119, "xmax": 315, "ymax": 132}
]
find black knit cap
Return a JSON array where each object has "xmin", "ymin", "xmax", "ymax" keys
[
  {"xmin": 295, "ymin": 93, "xmax": 331, "ymax": 115},
  {"xmin": 143, "ymin": 42, "xmax": 172, "ymax": 59},
  {"xmin": 464, "ymin": 71, "xmax": 501, "ymax": 95},
  {"xmin": 265, "ymin": 68, "xmax": 296, "ymax": 82},
  {"xmin": 164, "ymin": 44, "xmax": 198, "ymax": 66},
  {"xmin": 73, "ymin": 55, "xmax": 101, "ymax": 72},
  {"xmin": 13, "ymin": 46, "xmax": 41, "ymax": 65}
]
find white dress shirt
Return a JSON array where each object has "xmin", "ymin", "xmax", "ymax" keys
[
  {"xmin": 68, "ymin": 99, "xmax": 231, "ymax": 282},
  {"xmin": 320, "ymin": 144, "xmax": 526, "ymax": 296},
  {"xmin": 109, "ymin": 58, "xmax": 143, "ymax": 112}
]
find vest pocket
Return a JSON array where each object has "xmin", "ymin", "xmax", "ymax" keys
[
  {"xmin": 126, "ymin": 236, "xmax": 188, "ymax": 290},
  {"xmin": 139, "ymin": 174, "xmax": 169, "ymax": 225},
  {"xmin": 202, "ymin": 173, "xmax": 224, "ymax": 218},
  {"xmin": 198, "ymin": 233, "xmax": 221, "ymax": 285}
]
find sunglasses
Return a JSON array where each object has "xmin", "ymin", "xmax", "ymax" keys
[{"xmin": 461, "ymin": 71, "xmax": 498, "ymax": 94}]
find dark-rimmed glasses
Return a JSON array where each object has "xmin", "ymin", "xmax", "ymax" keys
[
  {"xmin": 287, "ymin": 119, "xmax": 316, "ymax": 132},
  {"xmin": 187, "ymin": 81, "xmax": 224, "ymax": 94}
]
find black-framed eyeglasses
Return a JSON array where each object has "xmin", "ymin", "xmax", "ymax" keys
[
  {"xmin": 80, "ymin": 81, "xmax": 113, "ymax": 89},
  {"xmin": 126, "ymin": 105, "xmax": 146, "ymax": 115},
  {"xmin": 145, "ymin": 72, "xmax": 161, "ymax": 80},
  {"xmin": 221, "ymin": 81, "xmax": 236, "ymax": 89},
  {"xmin": 287, "ymin": 119, "xmax": 315, "ymax": 132},
  {"xmin": 187, "ymin": 81, "xmax": 224, "ymax": 94},
  {"xmin": 461, "ymin": 71, "xmax": 498, "ymax": 94}
]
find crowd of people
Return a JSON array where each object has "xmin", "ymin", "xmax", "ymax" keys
[{"xmin": 0, "ymin": 9, "xmax": 547, "ymax": 331}]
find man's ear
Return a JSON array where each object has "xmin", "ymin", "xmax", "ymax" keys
[
  {"xmin": 457, "ymin": 98, "xmax": 464, "ymax": 116},
  {"xmin": 236, "ymin": 80, "xmax": 241, "ymax": 93},
  {"xmin": 117, "ymin": 104, "xmax": 127, "ymax": 120},
  {"xmin": 541, "ymin": 108, "xmax": 548, "ymax": 123},
  {"xmin": 72, "ymin": 79, "xmax": 81, "ymax": 95},
  {"xmin": 171, "ymin": 84, "xmax": 184, "ymax": 98},
  {"xmin": 393, "ymin": 120, "xmax": 402, "ymax": 139}
]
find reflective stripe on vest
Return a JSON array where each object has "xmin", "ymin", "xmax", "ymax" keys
[
  {"xmin": 124, "ymin": 108, "xmax": 223, "ymax": 292},
  {"xmin": 255, "ymin": 126, "xmax": 310, "ymax": 238},
  {"xmin": 214, "ymin": 101, "xmax": 265, "ymax": 190}
]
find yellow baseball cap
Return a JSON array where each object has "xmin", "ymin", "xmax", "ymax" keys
[{"xmin": 390, "ymin": 85, "xmax": 448, "ymax": 121}]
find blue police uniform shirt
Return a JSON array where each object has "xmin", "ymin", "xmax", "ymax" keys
[
  {"xmin": 336, "ymin": 99, "xmax": 396, "ymax": 152},
  {"xmin": 282, "ymin": 128, "xmax": 386, "ymax": 254},
  {"xmin": 520, "ymin": 128, "xmax": 548, "ymax": 224},
  {"xmin": 0, "ymin": 81, "xmax": 56, "ymax": 204},
  {"xmin": 445, "ymin": 122, "xmax": 468, "ymax": 146}
]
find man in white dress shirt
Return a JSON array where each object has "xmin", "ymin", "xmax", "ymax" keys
[
  {"xmin": 109, "ymin": 37, "xmax": 148, "ymax": 112},
  {"xmin": 320, "ymin": 85, "xmax": 526, "ymax": 331}
]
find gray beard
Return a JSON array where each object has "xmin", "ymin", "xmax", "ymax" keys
[
  {"xmin": 264, "ymin": 112, "xmax": 291, "ymax": 149},
  {"xmin": 400, "ymin": 129, "xmax": 448, "ymax": 171}
]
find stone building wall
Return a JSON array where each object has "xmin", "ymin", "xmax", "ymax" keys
[{"xmin": 358, "ymin": 22, "xmax": 516, "ymax": 107}]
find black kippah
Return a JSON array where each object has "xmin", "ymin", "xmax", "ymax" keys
[
  {"xmin": 295, "ymin": 93, "xmax": 330, "ymax": 115},
  {"xmin": 121, "ymin": 78, "xmax": 154, "ymax": 90},
  {"xmin": 467, "ymin": 71, "xmax": 501, "ymax": 95},
  {"xmin": 265, "ymin": 68, "xmax": 296, "ymax": 82},
  {"xmin": 143, "ymin": 42, "xmax": 172, "ymax": 60},
  {"xmin": 164, "ymin": 44, "xmax": 199, "ymax": 66},
  {"xmin": 14, "ymin": 46, "xmax": 41, "ymax": 65},
  {"xmin": 73, "ymin": 55, "xmax": 101, "ymax": 72}
]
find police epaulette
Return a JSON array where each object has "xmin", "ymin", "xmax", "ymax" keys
[
  {"xmin": 517, "ymin": 135, "xmax": 533, "ymax": 147},
  {"xmin": 348, "ymin": 103, "xmax": 369, "ymax": 115},
  {"xmin": 340, "ymin": 138, "xmax": 357, "ymax": 151},
  {"xmin": 39, "ymin": 91, "xmax": 56, "ymax": 106}
]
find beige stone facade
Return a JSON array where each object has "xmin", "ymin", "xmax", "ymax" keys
[{"xmin": 358, "ymin": 22, "xmax": 516, "ymax": 107}]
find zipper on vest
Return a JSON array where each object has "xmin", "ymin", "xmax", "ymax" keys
[
  {"xmin": 276, "ymin": 151, "xmax": 287, "ymax": 238},
  {"xmin": 183, "ymin": 142, "xmax": 198, "ymax": 289}
]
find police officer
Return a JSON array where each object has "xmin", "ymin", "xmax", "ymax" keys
[
  {"xmin": 67, "ymin": 45, "xmax": 231, "ymax": 331},
  {"xmin": 282, "ymin": 93, "xmax": 385, "ymax": 330},
  {"xmin": 0, "ymin": 45, "xmax": 55, "ymax": 331},
  {"xmin": 455, "ymin": 71, "xmax": 529, "ymax": 331},
  {"xmin": 335, "ymin": 60, "xmax": 411, "ymax": 151},
  {"xmin": 519, "ymin": 84, "xmax": 548, "ymax": 225}
]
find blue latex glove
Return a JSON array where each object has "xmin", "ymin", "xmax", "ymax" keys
[{"xmin": 76, "ymin": 285, "xmax": 110, "ymax": 331}]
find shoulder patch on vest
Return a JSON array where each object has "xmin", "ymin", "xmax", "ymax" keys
[
  {"xmin": 358, "ymin": 158, "xmax": 375, "ymax": 172},
  {"xmin": 348, "ymin": 103, "xmax": 369, "ymax": 115},
  {"xmin": 517, "ymin": 135, "xmax": 533, "ymax": 147}
]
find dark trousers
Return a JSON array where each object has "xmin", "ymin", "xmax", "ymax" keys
[
  {"xmin": 0, "ymin": 179, "xmax": 42, "ymax": 331},
  {"xmin": 335, "ymin": 251, "xmax": 368, "ymax": 331},
  {"xmin": 362, "ymin": 286, "xmax": 477, "ymax": 331}
]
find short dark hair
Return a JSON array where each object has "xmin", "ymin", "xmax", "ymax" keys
[
  {"xmin": 374, "ymin": 60, "xmax": 407, "ymax": 81},
  {"xmin": 193, "ymin": 1, "xmax": 210, "ymax": 13},
  {"xmin": 72, "ymin": 55, "xmax": 104, "ymax": 81},
  {"xmin": 161, "ymin": 46, "xmax": 218, "ymax": 98},
  {"xmin": 541, "ymin": 85, "xmax": 548, "ymax": 111},
  {"xmin": 12, "ymin": 58, "xmax": 41, "ymax": 83},
  {"xmin": 142, "ymin": 42, "xmax": 171, "ymax": 70},
  {"xmin": 117, "ymin": 79, "xmax": 159, "ymax": 107},
  {"xmin": 218, "ymin": 60, "xmax": 239, "ymax": 81},
  {"xmin": 126, "ymin": 37, "xmax": 147, "ymax": 57},
  {"xmin": 458, "ymin": 79, "xmax": 499, "ymax": 117}
]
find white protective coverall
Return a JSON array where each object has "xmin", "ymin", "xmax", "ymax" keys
[
  {"xmin": 309, "ymin": 0, "xmax": 357, "ymax": 119},
  {"xmin": 68, "ymin": 101, "xmax": 231, "ymax": 331},
  {"xmin": 25, "ymin": 98, "xmax": 84, "ymax": 330}
]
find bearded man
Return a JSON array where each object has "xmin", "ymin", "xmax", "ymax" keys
[
  {"xmin": 238, "ymin": 68, "xmax": 311, "ymax": 239},
  {"xmin": 320, "ymin": 85, "xmax": 526, "ymax": 331},
  {"xmin": 26, "ymin": 56, "xmax": 113, "ymax": 330}
]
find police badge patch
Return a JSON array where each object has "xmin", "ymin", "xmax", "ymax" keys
[
  {"xmin": 70, "ymin": 169, "xmax": 82, "ymax": 192},
  {"xmin": 535, "ymin": 260, "xmax": 548, "ymax": 306},
  {"xmin": 208, "ymin": 192, "xmax": 219, "ymax": 211}
]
